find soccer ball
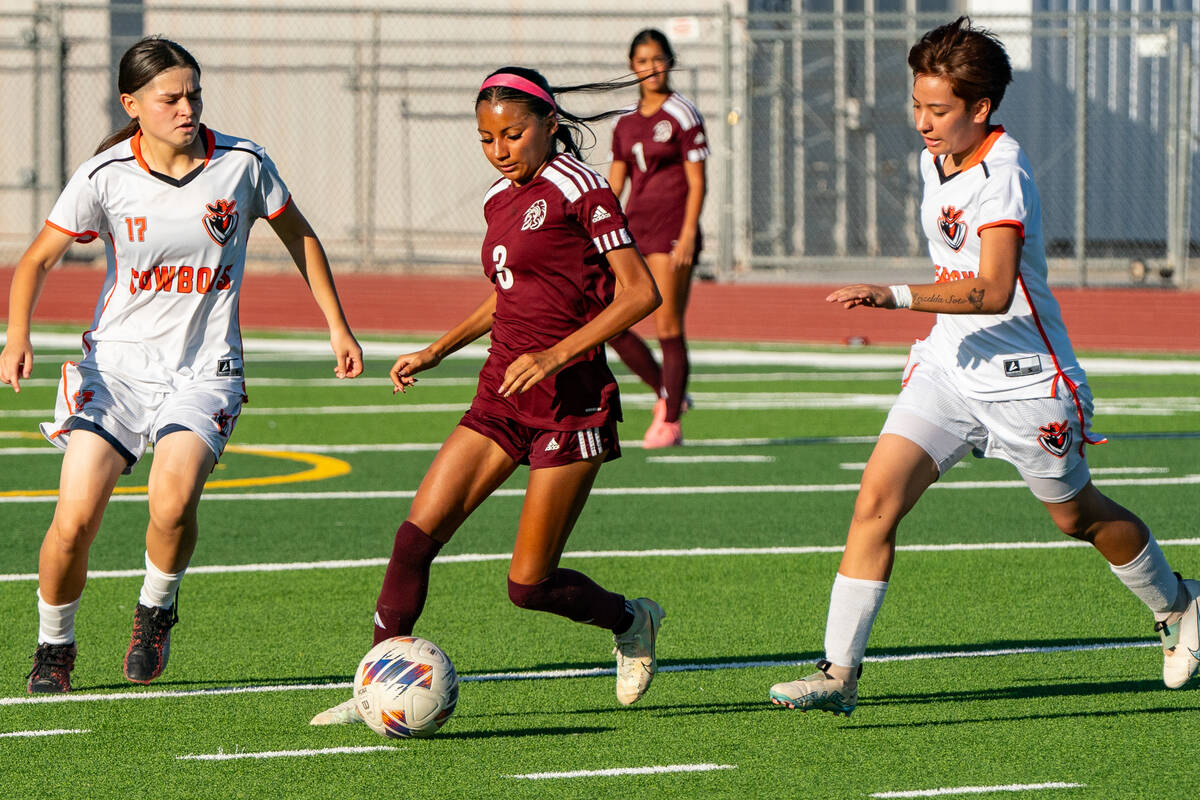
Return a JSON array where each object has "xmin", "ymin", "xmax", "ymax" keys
[{"xmin": 354, "ymin": 636, "xmax": 459, "ymax": 738}]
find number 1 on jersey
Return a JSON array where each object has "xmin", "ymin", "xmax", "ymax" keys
[
  {"xmin": 492, "ymin": 245, "xmax": 513, "ymax": 290},
  {"xmin": 631, "ymin": 142, "xmax": 647, "ymax": 173},
  {"xmin": 124, "ymin": 216, "xmax": 147, "ymax": 242}
]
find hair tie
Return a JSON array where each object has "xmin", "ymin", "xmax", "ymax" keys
[{"xmin": 479, "ymin": 73, "xmax": 556, "ymax": 111}]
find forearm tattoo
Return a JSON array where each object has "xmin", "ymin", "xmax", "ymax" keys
[{"xmin": 912, "ymin": 288, "xmax": 986, "ymax": 310}]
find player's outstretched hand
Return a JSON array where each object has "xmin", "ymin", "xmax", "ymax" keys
[
  {"xmin": 389, "ymin": 348, "xmax": 440, "ymax": 395},
  {"xmin": 0, "ymin": 336, "xmax": 33, "ymax": 393},
  {"xmin": 825, "ymin": 283, "xmax": 895, "ymax": 310},
  {"xmin": 330, "ymin": 328, "xmax": 364, "ymax": 379},
  {"xmin": 499, "ymin": 349, "xmax": 564, "ymax": 398}
]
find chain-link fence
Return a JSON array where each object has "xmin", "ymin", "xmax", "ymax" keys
[{"xmin": 1, "ymin": 2, "xmax": 1197, "ymax": 286}]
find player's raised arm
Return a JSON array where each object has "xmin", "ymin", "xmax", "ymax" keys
[
  {"xmin": 0, "ymin": 225, "xmax": 76, "ymax": 392},
  {"xmin": 267, "ymin": 201, "xmax": 363, "ymax": 379}
]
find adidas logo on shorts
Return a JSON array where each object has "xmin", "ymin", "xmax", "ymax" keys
[
  {"xmin": 544, "ymin": 437, "xmax": 560, "ymax": 452},
  {"xmin": 591, "ymin": 206, "xmax": 611, "ymax": 224}
]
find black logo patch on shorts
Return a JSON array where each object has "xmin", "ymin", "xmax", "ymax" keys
[
  {"xmin": 1003, "ymin": 355, "xmax": 1043, "ymax": 377},
  {"xmin": 1037, "ymin": 419, "xmax": 1072, "ymax": 458},
  {"xmin": 216, "ymin": 358, "xmax": 243, "ymax": 377}
]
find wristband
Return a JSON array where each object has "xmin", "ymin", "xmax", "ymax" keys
[{"xmin": 888, "ymin": 284, "xmax": 912, "ymax": 309}]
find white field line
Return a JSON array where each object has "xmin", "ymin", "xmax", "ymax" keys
[
  {"xmin": 0, "ymin": 640, "xmax": 1161, "ymax": 708},
  {"xmin": 176, "ymin": 745, "xmax": 398, "ymax": 762},
  {"xmin": 7, "ymin": 473, "xmax": 1200, "ymax": 505},
  {"xmin": 8, "ymin": 371, "xmax": 901, "ymax": 389},
  {"xmin": 0, "ymin": 728, "xmax": 90, "ymax": 738},
  {"xmin": 4, "ymin": 539, "xmax": 1198, "ymax": 585},
  {"xmin": 645, "ymin": 455, "xmax": 776, "ymax": 463},
  {"xmin": 508, "ymin": 764, "xmax": 737, "ymax": 780},
  {"xmin": 870, "ymin": 782, "xmax": 1086, "ymax": 798},
  {"xmin": 8, "ymin": 394, "xmax": 1200, "ymax": 419},
  {"xmin": 16, "ymin": 332, "xmax": 1200, "ymax": 373}
]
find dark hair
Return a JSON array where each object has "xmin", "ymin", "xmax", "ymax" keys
[
  {"xmin": 96, "ymin": 36, "xmax": 201, "ymax": 154},
  {"xmin": 907, "ymin": 16, "xmax": 1012, "ymax": 118},
  {"xmin": 629, "ymin": 28, "xmax": 676, "ymax": 68},
  {"xmin": 475, "ymin": 66, "xmax": 638, "ymax": 160}
]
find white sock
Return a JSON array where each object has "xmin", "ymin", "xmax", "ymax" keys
[
  {"xmin": 1109, "ymin": 534, "xmax": 1184, "ymax": 622},
  {"xmin": 823, "ymin": 572, "xmax": 888, "ymax": 671},
  {"xmin": 37, "ymin": 589, "xmax": 80, "ymax": 645},
  {"xmin": 139, "ymin": 551, "xmax": 185, "ymax": 610}
]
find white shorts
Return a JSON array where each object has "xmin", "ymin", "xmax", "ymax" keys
[
  {"xmin": 880, "ymin": 365, "xmax": 1102, "ymax": 503},
  {"xmin": 40, "ymin": 361, "xmax": 246, "ymax": 474}
]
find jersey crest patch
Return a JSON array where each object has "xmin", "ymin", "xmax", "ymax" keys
[
  {"xmin": 1037, "ymin": 420, "xmax": 1072, "ymax": 458},
  {"xmin": 652, "ymin": 120, "xmax": 673, "ymax": 142},
  {"xmin": 938, "ymin": 206, "xmax": 967, "ymax": 251},
  {"xmin": 203, "ymin": 199, "xmax": 239, "ymax": 246},
  {"xmin": 521, "ymin": 199, "xmax": 547, "ymax": 231},
  {"xmin": 591, "ymin": 206, "xmax": 611, "ymax": 224}
]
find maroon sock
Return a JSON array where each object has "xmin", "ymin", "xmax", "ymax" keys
[
  {"xmin": 660, "ymin": 334, "xmax": 689, "ymax": 422},
  {"xmin": 374, "ymin": 521, "xmax": 443, "ymax": 644},
  {"xmin": 507, "ymin": 569, "xmax": 628, "ymax": 631},
  {"xmin": 608, "ymin": 331, "xmax": 662, "ymax": 394}
]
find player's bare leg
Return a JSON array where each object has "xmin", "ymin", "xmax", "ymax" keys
[
  {"xmin": 29, "ymin": 431, "xmax": 126, "ymax": 693},
  {"xmin": 1044, "ymin": 483, "xmax": 1199, "ymax": 688},
  {"xmin": 125, "ymin": 430, "xmax": 214, "ymax": 684},
  {"xmin": 771, "ymin": 434, "xmax": 938, "ymax": 713},
  {"xmin": 508, "ymin": 454, "xmax": 664, "ymax": 705},
  {"xmin": 313, "ymin": 427, "xmax": 516, "ymax": 726}
]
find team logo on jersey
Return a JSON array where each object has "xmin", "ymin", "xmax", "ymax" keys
[
  {"xmin": 938, "ymin": 206, "xmax": 968, "ymax": 251},
  {"xmin": 212, "ymin": 408, "xmax": 235, "ymax": 437},
  {"xmin": 72, "ymin": 389, "xmax": 94, "ymax": 413},
  {"xmin": 202, "ymin": 199, "xmax": 239, "ymax": 246},
  {"xmin": 591, "ymin": 206, "xmax": 611, "ymax": 224},
  {"xmin": 652, "ymin": 120, "xmax": 673, "ymax": 142},
  {"xmin": 1037, "ymin": 420, "xmax": 1072, "ymax": 458},
  {"xmin": 521, "ymin": 199, "xmax": 547, "ymax": 231}
]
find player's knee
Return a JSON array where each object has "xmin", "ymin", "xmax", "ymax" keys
[
  {"xmin": 46, "ymin": 516, "xmax": 100, "ymax": 555},
  {"xmin": 851, "ymin": 483, "xmax": 904, "ymax": 527},
  {"xmin": 507, "ymin": 577, "xmax": 551, "ymax": 611},
  {"xmin": 147, "ymin": 490, "xmax": 198, "ymax": 533}
]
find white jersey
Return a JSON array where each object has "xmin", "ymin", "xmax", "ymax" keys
[
  {"xmin": 914, "ymin": 127, "xmax": 1087, "ymax": 401},
  {"xmin": 46, "ymin": 126, "xmax": 291, "ymax": 386}
]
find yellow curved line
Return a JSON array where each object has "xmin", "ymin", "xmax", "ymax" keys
[{"xmin": 0, "ymin": 445, "xmax": 351, "ymax": 498}]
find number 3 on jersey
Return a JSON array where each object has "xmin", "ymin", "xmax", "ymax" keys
[{"xmin": 492, "ymin": 245, "xmax": 513, "ymax": 290}]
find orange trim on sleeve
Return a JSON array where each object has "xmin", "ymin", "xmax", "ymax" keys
[
  {"xmin": 266, "ymin": 195, "xmax": 293, "ymax": 220},
  {"xmin": 45, "ymin": 219, "xmax": 98, "ymax": 242},
  {"xmin": 958, "ymin": 125, "xmax": 1005, "ymax": 172},
  {"xmin": 202, "ymin": 126, "xmax": 215, "ymax": 166},
  {"xmin": 977, "ymin": 219, "xmax": 1025, "ymax": 239}
]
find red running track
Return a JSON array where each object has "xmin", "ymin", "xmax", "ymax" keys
[{"xmin": 2, "ymin": 265, "xmax": 1197, "ymax": 353}]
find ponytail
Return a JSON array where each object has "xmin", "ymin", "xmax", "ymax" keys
[
  {"xmin": 95, "ymin": 36, "xmax": 201, "ymax": 154},
  {"xmin": 476, "ymin": 66, "xmax": 641, "ymax": 160}
]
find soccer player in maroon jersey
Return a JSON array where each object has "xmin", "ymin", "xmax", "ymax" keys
[
  {"xmin": 312, "ymin": 66, "xmax": 665, "ymax": 726},
  {"xmin": 608, "ymin": 29, "xmax": 710, "ymax": 448}
]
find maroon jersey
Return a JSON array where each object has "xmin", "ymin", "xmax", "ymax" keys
[
  {"xmin": 610, "ymin": 92, "xmax": 709, "ymax": 255},
  {"xmin": 471, "ymin": 152, "xmax": 634, "ymax": 430}
]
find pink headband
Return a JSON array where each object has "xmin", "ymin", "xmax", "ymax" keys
[{"xmin": 479, "ymin": 73, "xmax": 556, "ymax": 111}]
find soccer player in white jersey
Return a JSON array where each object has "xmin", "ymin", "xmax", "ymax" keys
[
  {"xmin": 768, "ymin": 17, "xmax": 1198, "ymax": 716},
  {"xmin": 0, "ymin": 37, "xmax": 363, "ymax": 693}
]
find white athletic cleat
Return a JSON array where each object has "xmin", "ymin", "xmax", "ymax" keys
[
  {"xmin": 769, "ymin": 659, "xmax": 859, "ymax": 717},
  {"xmin": 1158, "ymin": 578, "xmax": 1200, "ymax": 689},
  {"xmin": 613, "ymin": 597, "xmax": 665, "ymax": 705},
  {"xmin": 309, "ymin": 696, "xmax": 364, "ymax": 726}
]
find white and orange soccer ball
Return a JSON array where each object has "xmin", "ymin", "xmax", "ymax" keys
[{"xmin": 354, "ymin": 636, "xmax": 458, "ymax": 738}]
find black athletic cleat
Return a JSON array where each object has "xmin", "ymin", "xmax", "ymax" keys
[
  {"xmin": 123, "ymin": 601, "xmax": 179, "ymax": 684},
  {"xmin": 27, "ymin": 642, "xmax": 77, "ymax": 694}
]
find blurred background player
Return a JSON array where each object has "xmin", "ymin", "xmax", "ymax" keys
[
  {"xmin": 312, "ymin": 66, "xmax": 664, "ymax": 727},
  {"xmin": 607, "ymin": 28, "xmax": 709, "ymax": 448},
  {"xmin": 1, "ymin": 36, "xmax": 363, "ymax": 693},
  {"xmin": 768, "ymin": 17, "xmax": 1199, "ymax": 716}
]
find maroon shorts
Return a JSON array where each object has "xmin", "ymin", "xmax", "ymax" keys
[{"xmin": 458, "ymin": 408, "xmax": 621, "ymax": 469}]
